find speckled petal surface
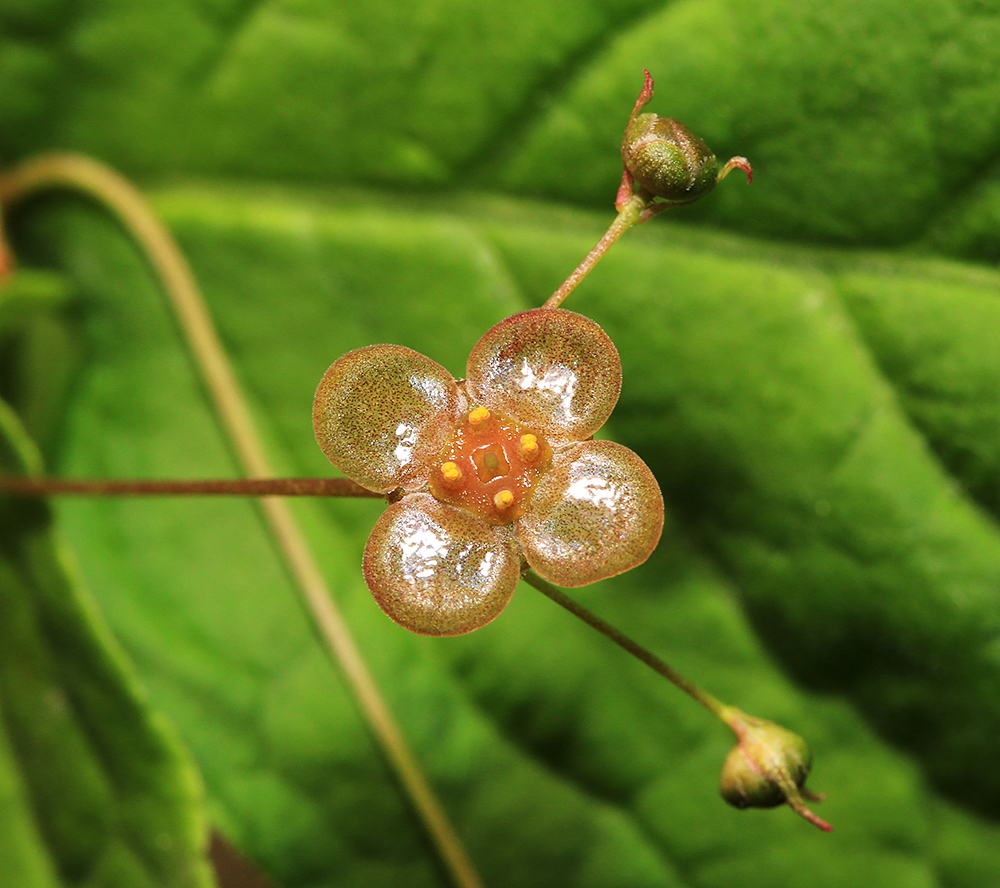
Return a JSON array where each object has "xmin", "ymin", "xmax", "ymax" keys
[
  {"xmin": 313, "ymin": 345, "xmax": 460, "ymax": 492},
  {"xmin": 465, "ymin": 309, "xmax": 621, "ymax": 441},
  {"xmin": 516, "ymin": 440, "xmax": 664, "ymax": 587},
  {"xmin": 363, "ymin": 493, "xmax": 521, "ymax": 636}
]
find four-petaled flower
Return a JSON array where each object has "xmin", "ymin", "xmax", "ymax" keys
[{"xmin": 313, "ymin": 308, "xmax": 664, "ymax": 635}]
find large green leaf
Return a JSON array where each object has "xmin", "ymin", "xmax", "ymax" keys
[
  {"xmin": 0, "ymin": 276, "xmax": 214, "ymax": 888},
  {"xmin": 4, "ymin": 2, "xmax": 1000, "ymax": 886}
]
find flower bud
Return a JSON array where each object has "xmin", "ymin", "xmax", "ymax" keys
[
  {"xmin": 718, "ymin": 712, "xmax": 831, "ymax": 831},
  {"xmin": 622, "ymin": 113, "xmax": 720, "ymax": 203}
]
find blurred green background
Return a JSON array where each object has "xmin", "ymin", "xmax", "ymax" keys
[{"xmin": 3, "ymin": 1, "xmax": 1000, "ymax": 886}]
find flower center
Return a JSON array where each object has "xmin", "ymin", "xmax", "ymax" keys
[{"xmin": 428, "ymin": 406, "xmax": 552, "ymax": 525}]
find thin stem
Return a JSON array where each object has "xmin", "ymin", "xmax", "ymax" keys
[
  {"xmin": 1, "ymin": 154, "xmax": 485, "ymax": 888},
  {"xmin": 0, "ymin": 476, "xmax": 381, "ymax": 498},
  {"xmin": 0, "ymin": 208, "xmax": 13, "ymax": 278},
  {"xmin": 542, "ymin": 196, "xmax": 644, "ymax": 310},
  {"xmin": 521, "ymin": 570, "xmax": 728, "ymax": 720},
  {"xmin": 524, "ymin": 571, "xmax": 832, "ymax": 832}
]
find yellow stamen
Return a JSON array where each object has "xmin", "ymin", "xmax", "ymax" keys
[
  {"xmin": 493, "ymin": 489, "xmax": 515, "ymax": 511},
  {"xmin": 468, "ymin": 406, "xmax": 491, "ymax": 426},
  {"xmin": 440, "ymin": 461, "xmax": 463, "ymax": 486},
  {"xmin": 519, "ymin": 433, "xmax": 539, "ymax": 460}
]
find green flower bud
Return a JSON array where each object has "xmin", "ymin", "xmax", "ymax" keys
[
  {"xmin": 623, "ymin": 113, "xmax": 721, "ymax": 203},
  {"xmin": 718, "ymin": 711, "xmax": 831, "ymax": 831},
  {"xmin": 720, "ymin": 723, "xmax": 811, "ymax": 809}
]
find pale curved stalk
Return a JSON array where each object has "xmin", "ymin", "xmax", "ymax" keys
[{"xmin": 0, "ymin": 154, "xmax": 485, "ymax": 888}]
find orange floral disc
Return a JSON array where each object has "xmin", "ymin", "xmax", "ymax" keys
[{"xmin": 428, "ymin": 404, "xmax": 553, "ymax": 525}]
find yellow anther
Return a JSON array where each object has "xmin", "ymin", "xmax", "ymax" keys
[
  {"xmin": 468, "ymin": 406, "xmax": 491, "ymax": 426},
  {"xmin": 440, "ymin": 461, "xmax": 463, "ymax": 486},
  {"xmin": 493, "ymin": 489, "xmax": 516, "ymax": 511},
  {"xmin": 519, "ymin": 433, "xmax": 539, "ymax": 460}
]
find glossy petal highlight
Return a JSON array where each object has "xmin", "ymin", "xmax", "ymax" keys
[
  {"xmin": 363, "ymin": 493, "xmax": 521, "ymax": 636},
  {"xmin": 516, "ymin": 440, "xmax": 664, "ymax": 587},
  {"xmin": 465, "ymin": 309, "xmax": 622, "ymax": 441},
  {"xmin": 313, "ymin": 345, "xmax": 460, "ymax": 492}
]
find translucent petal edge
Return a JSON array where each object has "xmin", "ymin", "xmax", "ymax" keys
[
  {"xmin": 516, "ymin": 440, "xmax": 664, "ymax": 587},
  {"xmin": 312, "ymin": 344, "xmax": 460, "ymax": 493},
  {"xmin": 363, "ymin": 493, "xmax": 521, "ymax": 636}
]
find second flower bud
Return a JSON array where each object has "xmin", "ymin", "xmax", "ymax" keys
[{"xmin": 623, "ymin": 113, "xmax": 721, "ymax": 203}]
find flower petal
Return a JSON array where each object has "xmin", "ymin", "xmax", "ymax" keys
[
  {"xmin": 516, "ymin": 440, "xmax": 663, "ymax": 587},
  {"xmin": 313, "ymin": 345, "xmax": 460, "ymax": 492},
  {"xmin": 363, "ymin": 493, "xmax": 521, "ymax": 636},
  {"xmin": 465, "ymin": 309, "xmax": 621, "ymax": 441}
]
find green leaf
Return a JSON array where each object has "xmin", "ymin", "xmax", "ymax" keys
[
  {"xmin": 4, "ymin": 2, "xmax": 1000, "ymax": 887},
  {"xmin": 0, "ymin": 395, "xmax": 214, "ymax": 888},
  {"xmin": 0, "ymin": 269, "xmax": 82, "ymax": 461}
]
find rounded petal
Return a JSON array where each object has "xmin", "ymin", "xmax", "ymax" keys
[
  {"xmin": 516, "ymin": 440, "xmax": 663, "ymax": 587},
  {"xmin": 363, "ymin": 493, "xmax": 520, "ymax": 636},
  {"xmin": 465, "ymin": 309, "xmax": 621, "ymax": 441},
  {"xmin": 313, "ymin": 345, "xmax": 460, "ymax": 492}
]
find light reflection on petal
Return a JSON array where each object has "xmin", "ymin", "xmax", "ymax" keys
[
  {"xmin": 392, "ymin": 421, "xmax": 418, "ymax": 466},
  {"xmin": 515, "ymin": 360, "xmax": 578, "ymax": 399},
  {"xmin": 410, "ymin": 371, "xmax": 451, "ymax": 401},
  {"xmin": 516, "ymin": 440, "xmax": 663, "ymax": 587},
  {"xmin": 364, "ymin": 493, "xmax": 521, "ymax": 636},
  {"xmin": 565, "ymin": 474, "xmax": 618, "ymax": 511},
  {"xmin": 466, "ymin": 309, "xmax": 621, "ymax": 441}
]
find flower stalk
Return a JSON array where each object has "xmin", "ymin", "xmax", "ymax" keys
[
  {"xmin": 542, "ymin": 196, "xmax": 644, "ymax": 310},
  {"xmin": 544, "ymin": 70, "xmax": 751, "ymax": 311},
  {"xmin": 521, "ymin": 570, "xmax": 728, "ymax": 716},
  {"xmin": 0, "ymin": 476, "xmax": 381, "ymax": 498},
  {"xmin": 523, "ymin": 570, "xmax": 830, "ymax": 831}
]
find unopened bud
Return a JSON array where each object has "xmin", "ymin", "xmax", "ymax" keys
[
  {"xmin": 719, "ymin": 711, "xmax": 831, "ymax": 831},
  {"xmin": 623, "ymin": 114, "xmax": 721, "ymax": 203}
]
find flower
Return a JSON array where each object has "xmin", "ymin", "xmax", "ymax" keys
[{"xmin": 312, "ymin": 308, "xmax": 664, "ymax": 636}]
